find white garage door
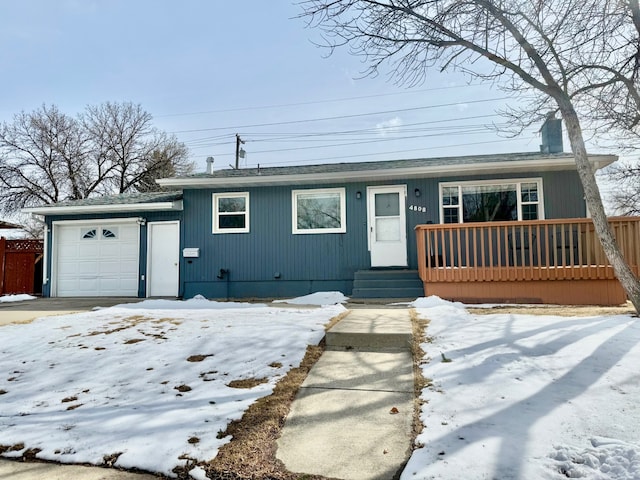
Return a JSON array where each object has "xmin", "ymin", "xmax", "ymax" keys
[{"xmin": 54, "ymin": 222, "xmax": 140, "ymax": 297}]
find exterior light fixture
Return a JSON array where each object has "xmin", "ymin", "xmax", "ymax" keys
[
  {"xmin": 414, "ymin": 188, "xmax": 421, "ymax": 198},
  {"xmin": 356, "ymin": 191, "xmax": 362, "ymax": 199}
]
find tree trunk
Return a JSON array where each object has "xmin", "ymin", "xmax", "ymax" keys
[{"xmin": 559, "ymin": 99, "xmax": 640, "ymax": 312}]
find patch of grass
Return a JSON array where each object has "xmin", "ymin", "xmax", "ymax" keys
[
  {"xmin": 187, "ymin": 437, "xmax": 200, "ymax": 444},
  {"xmin": 201, "ymin": 341, "xmax": 332, "ymax": 480},
  {"xmin": 103, "ymin": 452, "xmax": 123, "ymax": 467},
  {"xmin": 23, "ymin": 448, "xmax": 41, "ymax": 460},
  {"xmin": 269, "ymin": 362, "xmax": 283, "ymax": 368},
  {"xmin": 187, "ymin": 354, "xmax": 213, "ymax": 362},
  {"xmin": 66, "ymin": 404, "xmax": 83, "ymax": 411},
  {"xmin": 227, "ymin": 377, "xmax": 268, "ymax": 389},
  {"xmin": 174, "ymin": 384, "xmax": 192, "ymax": 393},
  {"xmin": 324, "ymin": 310, "xmax": 350, "ymax": 331},
  {"xmin": 410, "ymin": 308, "xmax": 431, "ymax": 443},
  {"xmin": 0, "ymin": 443, "xmax": 24, "ymax": 454},
  {"xmin": 0, "ymin": 389, "xmax": 7, "ymax": 395},
  {"xmin": 123, "ymin": 338, "xmax": 145, "ymax": 344},
  {"xmin": 61, "ymin": 396, "xmax": 78, "ymax": 403}
]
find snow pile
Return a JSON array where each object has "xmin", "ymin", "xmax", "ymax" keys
[
  {"xmin": 0, "ymin": 294, "xmax": 36, "ymax": 303},
  {"xmin": 548, "ymin": 437, "xmax": 640, "ymax": 479},
  {"xmin": 273, "ymin": 291, "xmax": 349, "ymax": 305},
  {"xmin": 112, "ymin": 294, "xmax": 265, "ymax": 310},
  {"xmin": 402, "ymin": 296, "xmax": 640, "ymax": 479},
  {"xmin": 0, "ymin": 301, "xmax": 345, "ymax": 477}
]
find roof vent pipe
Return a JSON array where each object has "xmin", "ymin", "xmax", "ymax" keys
[
  {"xmin": 539, "ymin": 115, "xmax": 563, "ymax": 154},
  {"xmin": 206, "ymin": 156, "xmax": 215, "ymax": 174}
]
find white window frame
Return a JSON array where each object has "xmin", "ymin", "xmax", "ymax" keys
[
  {"xmin": 212, "ymin": 192, "xmax": 250, "ymax": 234},
  {"xmin": 292, "ymin": 187, "xmax": 346, "ymax": 234},
  {"xmin": 438, "ymin": 178, "xmax": 545, "ymax": 224}
]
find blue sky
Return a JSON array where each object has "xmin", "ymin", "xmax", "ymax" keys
[{"xmin": 1, "ymin": 1, "xmax": 565, "ymax": 172}]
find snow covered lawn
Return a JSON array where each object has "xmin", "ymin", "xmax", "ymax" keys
[
  {"xmin": 0, "ymin": 297, "xmax": 344, "ymax": 477},
  {"xmin": 403, "ymin": 297, "xmax": 640, "ymax": 480}
]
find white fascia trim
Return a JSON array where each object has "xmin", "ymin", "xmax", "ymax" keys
[
  {"xmin": 23, "ymin": 200, "xmax": 183, "ymax": 216},
  {"xmin": 52, "ymin": 217, "xmax": 142, "ymax": 226},
  {"xmin": 157, "ymin": 155, "xmax": 617, "ymax": 189}
]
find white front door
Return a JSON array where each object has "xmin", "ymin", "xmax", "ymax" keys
[
  {"xmin": 147, "ymin": 221, "xmax": 180, "ymax": 297},
  {"xmin": 367, "ymin": 185, "xmax": 407, "ymax": 267}
]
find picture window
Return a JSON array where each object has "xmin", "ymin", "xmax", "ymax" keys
[
  {"xmin": 439, "ymin": 179, "xmax": 543, "ymax": 223},
  {"xmin": 292, "ymin": 188, "xmax": 346, "ymax": 234}
]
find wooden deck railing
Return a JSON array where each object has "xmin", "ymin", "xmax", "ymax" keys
[{"xmin": 415, "ymin": 217, "xmax": 640, "ymax": 284}]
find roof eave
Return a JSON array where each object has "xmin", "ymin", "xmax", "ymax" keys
[
  {"xmin": 157, "ymin": 155, "xmax": 617, "ymax": 189},
  {"xmin": 22, "ymin": 200, "xmax": 183, "ymax": 216}
]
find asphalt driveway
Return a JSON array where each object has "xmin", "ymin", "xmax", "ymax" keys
[{"xmin": 0, "ymin": 297, "xmax": 145, "ymax": 325}]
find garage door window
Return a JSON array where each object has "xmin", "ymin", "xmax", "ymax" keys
[
  {"xmin": 82, "ymin": 229, "xmax": 97, "ymax": 239},
  {"xmin": 102, "ymin": 228, "xmax": 118, "ymax": 239}
]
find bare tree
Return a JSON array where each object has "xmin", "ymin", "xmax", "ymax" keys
[
  {"xmin": 0, "ymin": 102, "xmax": 193, "ymax": 214},
  {"xmin": 0, "ymin": 105, "xmax": 90, "ymax": 213},
  {"xmin": 81, "ymin": 102, "xmax": 193, "ymax": 194},
  {"xmin": 298, "ymin": 0, "xmax": 640, "ymax": 312},
  {"xmin": 135, "ymin": 138, "xmax": 191, "ymax": 193},
  {"xmin": 606, "ymin": 161, "xmax": 640, "ymax": 215}
]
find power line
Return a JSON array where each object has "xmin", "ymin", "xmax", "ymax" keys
[
  {"xmin": 184, "ymin": 124, "xmax": 501, "ymax": 149},
  {"xmin": 182, "ymin": 113, "xmax": 505, "ymax": 146},
  {"xmin": 241, "ymin": 138, "xmax": 535, "ymax": 166},
  {"xmin": 190, "ymin": 135, "xmax": 537, "ymax": 165},
  {"xmin": 203, "ymin": 127, "xmax": 530, "ymax": 156},
  {"xmin": 171, "ymin": 97, "xmax": 510, "ymax": 134},
  {"xmin": 155, "ymin": 84, "xmax": 483, "ymax": 118}
]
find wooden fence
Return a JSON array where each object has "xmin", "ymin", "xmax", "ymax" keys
[{"xmin": 0, "ymin": 237, "xmax": 43, "ymax": 295}]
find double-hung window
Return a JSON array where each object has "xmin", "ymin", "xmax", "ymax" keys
[
  {"xmin": 212, "ymin": 192, "xmax": 249, "ymax": 233},
  {"xmin": 440, "ymin": 179, "xmax": 543, "ymax": 223},
  {"xmin": 292, "ymin": 188, "xmax": 346, "ymax": 234}
]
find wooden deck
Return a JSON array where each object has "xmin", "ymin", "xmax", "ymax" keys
[{"xmin": 415, "ymin": 217, "xmax": 640, "ymax": 305}]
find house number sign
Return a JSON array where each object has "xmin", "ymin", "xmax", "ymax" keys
[{"xmin": 409, "ymin": 205, "xmax": 427, "ymax": 213}]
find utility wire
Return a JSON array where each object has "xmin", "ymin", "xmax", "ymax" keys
[
  {"xmin": 182, "ymin": 113, "xmax": 506, "ymax": 146},
  {"xmin": 235, "ymin": 138, "xmax": 534, "ymax": 166},
  {"xmin": 204, "ymin": 127, "xmax": 531, "ymax": 156},
  {"xmin": 184, "ymin": 124, "xmax": 501, "ymax": 149},
  {"xmin": 171, "ymin": 97, "xmax": 510, "ymax": 134},
  {"xmin": 156, "ymin": 84, "xmax": 484, "ymax": 118}
]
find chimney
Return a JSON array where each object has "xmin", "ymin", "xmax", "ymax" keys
[
  {"xmin": 540, "ymin": 115, "xmax": 563, "ymax": 153},
  {"xmin": 206, "ymin": 156, "xmax": 214, "ymax": 174}
]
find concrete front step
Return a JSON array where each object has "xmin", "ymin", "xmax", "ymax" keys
[
  {"xmin": 353, "ymin": 269, "xmax": 420, "ymax": 280},
  {"xmin": 353, "ymin": 278, "xmax": 423, "ymax": 289},
  {"xmin": 326, "ymin": 308, "xmax": 413, "ymax": 351},
  {"xmin": 352, "ymin": 269, "xmax": 424, "ymax": 299},
  {"xmin": 351, "ymin": 287, "xmax": 424, "ymax": 299}
]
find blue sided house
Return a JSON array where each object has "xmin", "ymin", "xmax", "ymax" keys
[{"xmin": 25, "ymin": 119, "xmax": 623, "ymax": 303}]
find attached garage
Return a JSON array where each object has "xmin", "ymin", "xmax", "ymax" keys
[
  {"xmin": 53, "ymin": 220, "xmax": 140, "ymax": 297},
  {"xmin": 24, "ymin": 191, "xmax": 184, "ymax": 298}
]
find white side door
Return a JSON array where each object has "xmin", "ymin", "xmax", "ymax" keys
[
  {"xmin": 147, "ymin": 221, "xmax": 180, "ymax": 297},
  {"xmin": 367, "ymin": 185, "xmax": 407, "ymax": 267}
]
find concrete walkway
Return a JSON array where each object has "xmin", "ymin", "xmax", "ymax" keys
[
  {"xmin": 277, "ymin": 308, "xmax": 415, "ymax": 480},
  {"xmin": 0, "ymin": 459, "xmax": 159, "ymax": 479},
  {"xmin": 0, "ymin": 297, "xmax": 144, "ymax": 325}
]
